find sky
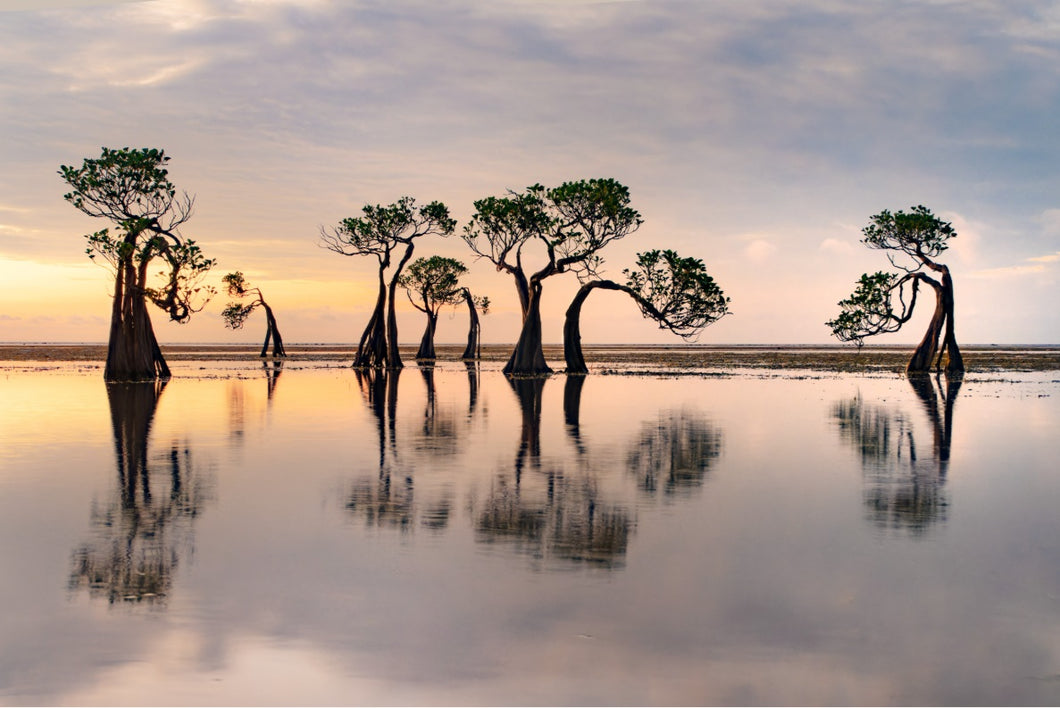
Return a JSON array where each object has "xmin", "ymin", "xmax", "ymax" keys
[{"xmin": 1, "ymin": 0, "xmax": 1059, "ymax": 346}]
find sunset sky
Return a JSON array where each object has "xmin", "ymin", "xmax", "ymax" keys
[{"xmin": 1, "ymin": 0, "xmax": 1058, "ymax": 346}]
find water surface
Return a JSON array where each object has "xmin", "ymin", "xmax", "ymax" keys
[{"xmin": 1, "ymin": 360, "xmax": 1058, "ymax": 705}]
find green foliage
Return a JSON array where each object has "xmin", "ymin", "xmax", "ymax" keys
[
  {"xmin": 862, "ymin": 205, "xmax": 955, "ymax": 267},
  {"xmin": 221, "ymin": 302, "xmax": 257, "ymax": 330},
  {"xmin": 323, "ymin": 197, "xmax": 456, "ymax": 258},
  {"xmin": 463, "ymin": 178, "xmax": 641, "ymax": 280},
  {"xmin": 222, "ymin": 271, "xmax": 249, "ymax": 297},
  {"xmin": 60, "ymin": 147, "xmax": 215, "ymax": 324},
  {"xmin": 474, "ymin": 295, "xmax": 491, "ymax": 315},
  {"xmin": 398, "ymin": 256, "xmax": 468, "ymax": 313},
  {"xmin": 623, "ymin": 249, "xmax": 730, "ymax": 339},
  {"xmin": 826, "ymin": 271, "xmax": 909, "ymax": 348},
  {"xmin": 548, "ymin": 178, "xmax": 642, "ymax": 276}
]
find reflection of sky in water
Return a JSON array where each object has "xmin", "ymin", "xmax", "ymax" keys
[{"xmin": 1, "ymin": 363, "xmax": 1059, "ymax": 705}]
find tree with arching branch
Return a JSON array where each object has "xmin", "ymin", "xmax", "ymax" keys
[
  {"xmin": 221, "ymin": 271, "xmax": 287, "ymax": 357},
  {"xmin": 459, "ymin": 288, "xmax": 490, "ymax": 360},
  {"xmin": 563, "ymin": 249, "xmax": 730, "ymax": 374},
  {"xmin": 397, "ymin": 256, "xmax": 467, "ymax": 360},
  {"xmin": 463, "ymin": 178, "xmax": 642, "ymax": 375},
  {"xmin": 60, "ymin": 147, "xmax": 215, "ymax": 382},
  {"xmin": 827, "ymin": 205, "xmax": 964, "ymax": 374},
  {"xmin": 321, "ymin": 197, "xmax": 456, "ymax": 369}
]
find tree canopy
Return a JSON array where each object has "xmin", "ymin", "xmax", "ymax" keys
[{"xmin": 60, "ymin": 147, "xmax": 215, "ymax": 380}]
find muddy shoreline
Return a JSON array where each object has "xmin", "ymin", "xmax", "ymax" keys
[{"xmin": 2, "ymin": 343, "xmax": 1059, "ymax": 373}]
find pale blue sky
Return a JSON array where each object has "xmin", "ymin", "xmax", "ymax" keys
[{"xmin": 1, "ymin": 0, "xmax": 1058, "ymax": 344}]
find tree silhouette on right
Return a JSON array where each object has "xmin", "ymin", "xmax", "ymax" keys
[{"xmin": 827, "ymin": 206, "xmax": 964, "ymax": 374}]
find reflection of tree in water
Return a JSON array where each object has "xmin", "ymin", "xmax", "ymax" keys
[
  {"xmin": 69, "ymin": 382, "xmax": 212, "ymax": 605},
  {"xmin": 227, "ymin": 361, "xmax": 284, "ymax": 445},
  {"xmin": 833, "ymin": 374, "xmax": 962, "ymax": 537},
  {"xmin": 346, "ymin": 367, "xmax": 453, "ymax": 533},
  {"xmin": 474, "ymin": 376, "xmax": 634, "ymax": 569},
  {"xmin": 626, "ymin": 408, "xmax": 724, "ymax": 498}
]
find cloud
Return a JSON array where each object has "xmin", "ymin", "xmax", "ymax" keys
[
  {"xmin": 819, "ymin": 238, "xmax": 854, "ymax": 255},
  {"xmin": 745, "ymin": 239, "xmax": 776, "ymax": 263}
]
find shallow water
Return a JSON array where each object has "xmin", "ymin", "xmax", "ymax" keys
[{"xmin": 1, "ymin": 360, "xmax": 1059, "ymax": 705}]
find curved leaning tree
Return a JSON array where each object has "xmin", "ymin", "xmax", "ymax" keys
[
  {"xmin": 221, "ymin": 271, "xmax": 286, "ymax": 357},
  {"xmin": 563, "ymin": 250, "xmax": 730, "ymax": 374},
  {"xmin": 827, "ymin": 206, "xmax": 964, "ymax": 375},
  {"xmin": 463, "ymin": 178, "xmax": 642, "ymax": 375},
  {"xmin": 60, "ymin": 148, "xmax": 215, "ymax": 382},
  {"xmin": 321, "ymin": 197, "xmax": 455, "ymax": 369}
]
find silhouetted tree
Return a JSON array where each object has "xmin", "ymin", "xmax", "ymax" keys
[
  {"xmin": 60, "ymin": 147, "xmax": 215, "ymax": 381},
  {"xmin": 827, "ymin": 206, "xmax": 964, "ymax": 374},
  {"xmin": 321, "ymin": 198, "xmax": 455, "ymax": 369},
  {"xmin": 563, "ymin": 249, "xmax": 730, "ymax": 374},
  {"xmin": 464, "ymin": 179, "xmax": 642, "ymax": 375},
  {"xmin": 221, "ymin": 271, "xmax": 286, "ymax": 357},
  {"xmin": 397, "ymin": 256, "xmax": 467, "ymax": 360}
]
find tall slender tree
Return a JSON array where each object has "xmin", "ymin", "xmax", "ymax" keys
[
  {"xmin": 220, "ymin": 271, "xmax": 287, "ymax": 357},
  {"xmin": 563, "ymin": 250, "xmax": 730, "ymax": 374},
  {"xmin": 321, "ymin": 197, "xmax": 455, "ymax": 369},
  {"xmin": 397, "ymin": 256, "xmax": 467, "ymax": 360},
  {"xmin": 827, "ymin": 206, "xmax": 964, "ymax": 374},
  {"xmin": 60, "ymin": 147, "xmax": 215, "ymax": 381},
  {"xmin": 464, "ymin": 179, "xmax": 641, "ymax": 375}
]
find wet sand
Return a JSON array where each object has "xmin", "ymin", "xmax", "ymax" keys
[{"xmin": 2, "ymin": 343, "xmax": 1059, "ymax": 373}]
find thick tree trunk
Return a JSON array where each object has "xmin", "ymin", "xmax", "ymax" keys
[
  {"xmin": 461, "ymin": 288, "xmax": 481, "ymax": 360},
  {"xmin": 416, "ymin": 313, "xmax": 437, "ymax": 360},
  {"xmin": 563, "ymin": 280, "xmax": 630, "ymax": 374},
  {"xmin": 104, "ymin": 253, "xmax": 170, "ymax": 382},
  {"xmin": 504, "ymin": 282, "xmax": 551, "ymax": 375},
  {"xmin": 907, "ymin": 281, "xmax": 945, "ymax": 374},
  {"xmin": 355, "ymin": 269, "xmax": 388, "ymax": 369}
]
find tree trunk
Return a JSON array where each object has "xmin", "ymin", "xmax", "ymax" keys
[
  {"xmin": 939, "ymin": 267, "xmax": 963, "ymax": 374},
  {"xmin": 385, "ymin": 242, "xmax": 417, "ymax": 370},
  {"xmin": 563, "ymin": 280, "xmax": 627, "ymax": 374},
  {"xmin": 416, "ymin": 313, "xmax": 437, "ymax": 360},
  {"xmin": 354, "ymin": 268, "xmax": 388, "ymax": 369},
  {"xmin": 907, "ymin": 279, "xmax": 945, "ymax": 374},
  {"xmin": 104, "ymin": 250, "xmax": 170, "ymax": 382},
  {"xmin": 461, "ymin": 288, "xmax": 481, "ymax": 360},
  {"xmin": 504, "ymin": 282, "xmax": 551, "ymax": 375},
  {"xmin": 261, "ymin": 302, "xmax": 286, "ymax": 357}
]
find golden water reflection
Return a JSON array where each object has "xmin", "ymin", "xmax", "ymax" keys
[{"xmin": 68, "ymin": 382, "xmax": 213, "ymax": 605}]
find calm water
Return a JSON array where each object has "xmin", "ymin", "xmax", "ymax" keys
[{"xmin": 1, "ymin": 359, "xmax": 1059, "ymax": 706}]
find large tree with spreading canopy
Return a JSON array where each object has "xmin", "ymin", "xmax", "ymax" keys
[
  {"xmin": 827, "ymin": 205, "xmax": 963, "ymax": 374},
  {"xmin": 321, "ymin": 197, "xmax": 455, "ymax": 369},
  {"xmin": 60, "ymin": 147, "xmax": 215, "ymax": 381},
  {"xmin": 463, "ymin": 178, "xmax": 642, "ymax": 375}
]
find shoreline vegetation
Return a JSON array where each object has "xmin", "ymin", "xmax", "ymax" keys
[{"xmin": 2, "ymin": 343, "xmax": 1059, "ymax": 373}]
